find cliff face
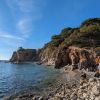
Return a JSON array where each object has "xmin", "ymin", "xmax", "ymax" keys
[
  {"xmin": 10, "ymin": 18, "xmax": 100, "ymax": 71},
  {"xmin": 39, "ymin": 47, "xmax": 58, "ymax": 65},
  {"xmin": 39, "ymin": 46, "xmax": 71, "ymax": 67},
  {"xmin": 39, "ymin": 18, "xmax": 100, "ymax": 71},
  {"xmin": 10, "ymin": 47, "xmax": 38, "ymax": 63},
  {"xmin": 39, "ymin": 46, "xmax": 100, "ymax": 71},
  {"xmin": 68, "ymin": 47, "xmax": 100, "ymax": 71}
]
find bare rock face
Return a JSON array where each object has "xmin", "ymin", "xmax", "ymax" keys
[
  {"xmin": 10, "ymin": 47, "xmax": 38, "ymax": 63},
  {"xmin": 38, "ymin": 18, "xmax": 100, "ymax": 70},
  {"xmin": 68, "ymin": 47, "xmax": 97, "ymax": 71},
  {"xmin": 39, "ymin": 46, "xmax": 100, "ymax": 71},
  {"xmin": 94, "ymin": 48, "xmax": 100, "ymax": 64},
  {"xmin": 55, "ymin": 47, "xmax": 71, "ymax": 68},
  {"xmin": 39, "ymin": 46, "xmax": 71, "ymax": 68},
  {"xmin": 10, "ymin": 18, "xmax": 100, "ymax": 71},
  {"xmin": 39, "ymin": 47, "xmax": 58, "ymax": 66}
]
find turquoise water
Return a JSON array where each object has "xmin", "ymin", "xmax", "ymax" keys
[{"xmin": 0, "ymin": 62, "xmax": 60, "ymax": 99}]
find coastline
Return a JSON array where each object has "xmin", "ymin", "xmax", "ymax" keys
[
  {"xmin": 10, "ymin": 61, "xmax": 55, "ymax": 68},
  {"xmin": 4, "ymin": 64, "xmax": 100, "ymax": 100},
  {"xmin": 3, "ymin": 18, "xmax": 100, "ymax": 100}
]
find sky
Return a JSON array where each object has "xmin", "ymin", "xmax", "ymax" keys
[{"xmin": 0, "ymin": 0, "xmax": 100, "ymax": 60}]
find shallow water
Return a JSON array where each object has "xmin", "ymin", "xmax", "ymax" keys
[{"xmin": 0, "ymin": 62, "xmax": 60, "ymax": 99}]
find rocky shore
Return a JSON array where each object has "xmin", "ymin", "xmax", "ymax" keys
[
  {"xmin": 7, "ymin": 18, "xmax": 100, "ymax": 100},
  {"xmin": 4, "ymin": 67, "xmax": 100, "ymax": 100},
  {"xmin": 49, "ymin": 77, "xmax": 100, "ymax": 100}
]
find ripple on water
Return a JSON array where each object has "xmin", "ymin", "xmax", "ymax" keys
[{"xmin": 0, "ymin": 62, "xmax": 61, "ymax": 99}]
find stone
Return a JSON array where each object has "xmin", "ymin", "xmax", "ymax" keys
[
  {"xmin": 90, "ymin": 95, "xmax": 95, "ymax": 100},
  {"xmin": 83, "ymin": 93, "xmax": 87, "ymax": 98},
  {"xmin": 91, "ymin": 85, "xmax": 100, "ymax": 96},
  {"xmin": 32, "ymin": 96, "xmax": 36, "ymax": 100},
  {"xmin": 38, "ymin": 96, "xmax": 43, "ymax": 100},
  {"xmin": 95, "ymin": 96, "xmax": 100, "ymax": 100},
  {"xmin": 10, "ymin": 48, "xmax": 38, "ymax": 63}
]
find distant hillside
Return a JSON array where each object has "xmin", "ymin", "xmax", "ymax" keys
[
  {"xmin": 44, "ymin": 18, "xmax": 100, "ymax": 48},
  {"xmin": 39, "ymin": 18, "xmax": 100, "ymax": 69},
  {"xmin": 10, "ymin": 18, "xmax": 100, "ymax": 70}
]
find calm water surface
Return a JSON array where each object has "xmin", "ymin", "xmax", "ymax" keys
[{"xmin": 0, "ymin": 62, "xmax": 60, "ymax": 99}]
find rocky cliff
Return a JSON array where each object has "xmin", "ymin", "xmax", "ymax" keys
[
  {"xmin": 10, "ymin": 18, "xmax": 100, "ymax": 71},
  {"xmin": 10, "ymin": 47, "xmax": 38, "ymax": 63},
  {"xmin": 39, "ymin": 46, "xmax": 100, "ymax": 70},
  {"xmin": 39, "ymin": 18, "xmax": 100, "ymax": 70}
]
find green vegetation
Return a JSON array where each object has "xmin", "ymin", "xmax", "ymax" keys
[
  {"xmin": 44, "ymin": 18, "xmax": 100, "ymax": 48},
  {"xmin": 81, "ymin": 18, "xmax": 100, "ymax": 27},
  {"xmin": 60, "ymin": 27, "xmax": 72, "ymax": 39},
  {"xmin": 51, "ymin": 35, "xmax": 61, "ymax": 40}
]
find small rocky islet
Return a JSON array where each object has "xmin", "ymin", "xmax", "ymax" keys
[{"xmin": 6, "ymin": 18, "xmax": 100, "ymax": 100}]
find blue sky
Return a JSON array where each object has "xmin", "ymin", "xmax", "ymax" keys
[{"xmin": 0, "ymin": 0, "xmax": 100, "ymax": 60}]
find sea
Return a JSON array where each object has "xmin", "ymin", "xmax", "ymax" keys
[{"xmin": 0, "ymin": 61, "xmax": 60, "ymax": 99}]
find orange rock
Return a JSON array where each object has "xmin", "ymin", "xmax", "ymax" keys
[{"xmin": 95, "ymin": 56, "xmax": 100, "ymax": 64}]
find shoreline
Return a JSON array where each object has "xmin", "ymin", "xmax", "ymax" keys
[
  {"xmin": 9, "ymin": 61, "xmax": 56, "ymax": 68},
  {"xmin": 4, "ymin": 65, "xmax": 100, "ymax": 100}
]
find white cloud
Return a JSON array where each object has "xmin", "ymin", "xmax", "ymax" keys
[
  {"xmin": 6, "ymin": 0, "xmax": 45, "ymax": 37},
  {"xmin": 16, "ymin": 0, "xmax": 39, "ymax": 13},
  {"xmin": 0, "ymin": 32, "xmax": 24, "ymax": 47},
  {"xmin": 0, "ymin": 32, "xmax": 24, "ymax": 40},
  {"xmin": 17, "ymin": 18, "xmax": 33, "ymax": 37},
  {"xmin": 6, "ymin": 0, "xmax": 45, "ymax": 13}
]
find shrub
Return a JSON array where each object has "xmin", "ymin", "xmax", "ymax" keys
[
  {"xmin": 60, "ymin": 28, "xmax": 72, "ymax": 38},
  {"xmin": 44, "ymin": 18, "xmax": 100, "ymax": 48},
  {"xmin": 51, "ymin": 35, "xmax": 61, "ymax": 40},
  {"xmin": 81, "ymin": 18, "xmax": 100, "ymax": 27}
]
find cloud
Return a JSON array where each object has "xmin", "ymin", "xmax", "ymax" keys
[
  {"xmin": 6, "ymin": 0, "xmax": 45, "ymax": 37},
  {"xmin": 17, "ymin": 18, "xmax": 33, "ymax": 37},
  {"xmin": 0, "ymin": 32, "xmax": 24, "ymax": 47},
  {"xmin": 15, "ymin": 0, "xmax": 42, "ymax": 13},
  {"xmin": 6, "ymin": 0, "xmax": 45, "ymax": 13},
  {"xmin": 6, "ymin": 0, "xmax": 42, "ymax": 16},
  {"xmin": 0, "ymin": 32, "xmax": 24, "ymax": 40}
]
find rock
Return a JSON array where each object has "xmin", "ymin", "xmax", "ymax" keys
[
  {"xmin": 94, "ymin": 72, "xmax": 100, "ymax": 78},
  {"xmin": 82, "ymin": 93, "xmax": 87, "ymax": 98},
  {"xmin": 91, "ymin": 85, "xmax": 99, "ymax": 96},
  {"xmin": 10, "ymin": 47, "xmax": 38, "ymax": 63},
  {"xmin": 95, "ymin": 96, "xmax": 100, "ymax": 100},
  {"xmin": 32, "ymin": 96, "xmax": 36, "ymax": 100},
  {"xmin": 39, "ymin": 45, "xmax": 100, "ymax": 71},
  {"xmin": 48, "ymin": 97, "xmax": 63, "ymax": 100},
  {"xmin": 14, "ymin": 99, "xmax": 19, "ymax": 100},
  {"xmin": 89, "ymin": 78, "xmax": 96, "ymax": 82},
  {"xmin": 81, "ymin": 72, "xmax": 87, "ymax": 79},
  {"xmin": 38, "ymin": 96, "xmax": 43, "ymax": 100},
  {"xmin": 70, "ymin": 92, "xmax": 78, "ymax": 100},
  {"xmin": 9, "ymin": 18, "xmax": 100, "ymax": 70},
  {"xmin": 90, "ymin": 95, "xmax": 96, "ymax": 100}
]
